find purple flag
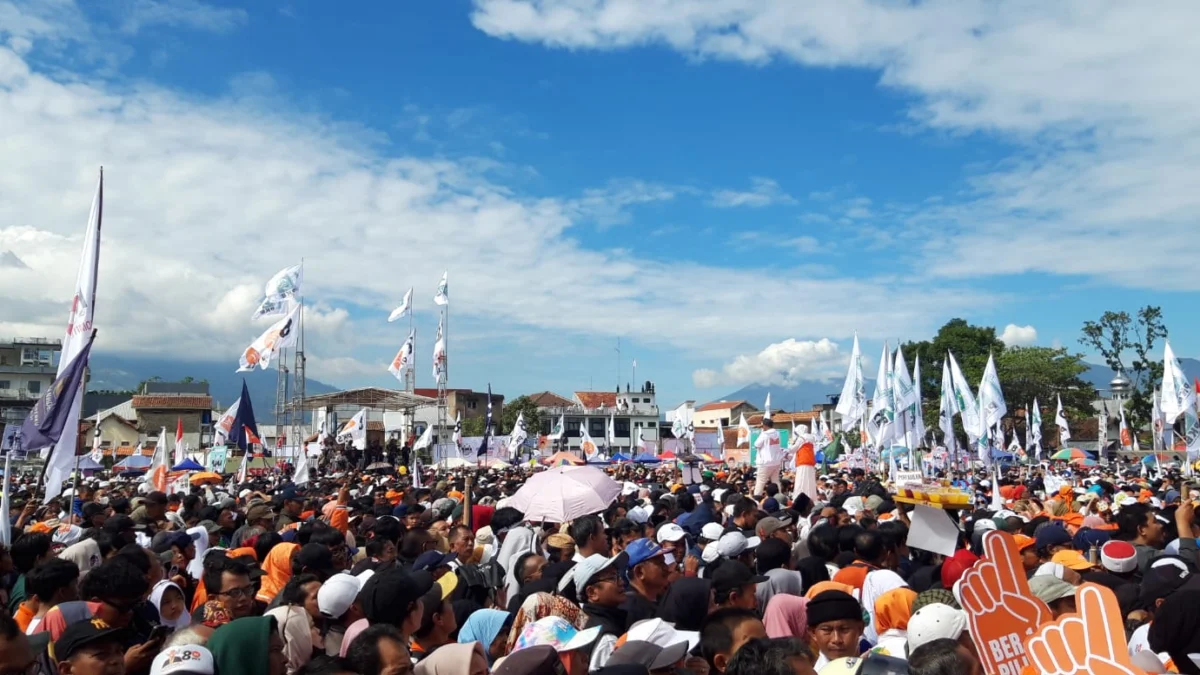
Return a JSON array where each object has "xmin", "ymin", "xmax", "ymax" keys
[{"xmin": 19, "ymin": 332, "xmax": 96, "ymax": 452}]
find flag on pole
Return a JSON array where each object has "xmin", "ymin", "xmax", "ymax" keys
[
  {"xmin": 978, "ymin": 353, "xmax": 1007, "ymax": 430},
  {"xmin": 579, "ymin": 426, "xmax": 599, "ymax": 460},
  {"xmin": 388, "ymin": 288, "xmax": 413, "ymax": 322},
  {"xmin": 1153, "ymin": 389, "xmax": 1165, "ymax": 452},
  {"xmin": 911, "ymin": 354, "xmax": 927, "ymax": 449},
  {"xmin": 946, "ymin": 351, "xmax": 982, "ymax": 439},
  {"xmin": 42, "ymin": 171, "xmax": 102, "ymax": 503},
  {"xmin": 507, "ymin": 412, "xmax": 528, "ymax": 458},
  {"xmin": 764, "ymin": 393, "xmax": 772, "ymax": 421},
  {"xmin": 19, "ymin": 333, "xmax": 96, "ymax": 454},
  {"xmin": 413, "ymin": 424, "xmax": 434, "ymax": 451},
  {"xmin": 549, "ymin": 414, "xmax": 565, "ymax": 441},
  {"xmin": 736, "ymin": 413, "xmax": 751, "ymax": 447},
  {"xmin": 293, "ymin": 449, "xmax": 310, "ymax": 487},
  {"xmin": 716, "ymin": 418, "xmax": 726, "ymax": 451},
  {"xmin": 606, "ymin": 412, "xmax": 615, "ymax": 448},
  {"xmin": 1119, "ymin": 406, "xmax": 1134, "ymax": 451},
  {"xmin": 251, "ymin": 295, "xmax": 289, "ymax": 320},
  {"xmin": 336, "ymin": 408, "xmax": 368, "ymax": 450},
  {"xmin": 146, "ymin": 427, "xmax": 168, "ymax": 493},
  {"xmin": 1029, "ymin": 399, "xmax": 1043, "ymax": 459},
  {"xmin": 238, "ymin": 301, "xmax": 300, "ymax": 371},
  {"xmin": 433, "ymin": 271, "xmax": 449, "ymax": 306},
  {"xmin": 411, "ymin": 456, "xmax": 424, "ymax": 488},
  {"xmin": 1055, "ymin": 395, "xmax": 1071, "ymax": 444},
  {"xmin": 1160, "ymin": 341, "xmax": 1195, "ymax": 424},
  {"xmin": 388, "ymin": 330, "xmax": 415, "ymax": 382},
  {"xmin": 264, "ymin": 264, "xmax": 303, "ymax": 299},
  {"xmin": 939, "ymin": 359, "xmax": 958, "ymax": 459},
  {"xmin": 0, "ymin": 456, "xmax": 10, "ymax": 545},
  {"xmin": 452, "ymin": 412, "xmax": 462, "ymax": 446},
  {"xmin": 432, "ymin": 318, "xmax": 446, "ymax": 382},
  {"xmin": 173, "ymin": 418, "xmax": 185, "ymax": 466},
  {"xmin": 213, "ymin": 399, "xmax": 241, "ymax": 447},
  {"xmin": 867, "ymin": 343, "xmax": 895, "ymax": 448},
  {"xmin": 243, "ymin": 426, "xmax": 263, "ymax": 447},
  {"xmin": 1098, "ymin": 405, "xmax": 1109, "ymax": 450},
  {"xmin": 670, "ymin": 403, "xmax": 694, "ymax": 441},
  {"xmin": 892, "ymin": 348, "xmax": 917, "ymax": 449},
  {"xmin": 89, "ymin": 427, "xmax": 104, "ymax": 464},
  {"xmin": 637, "ymin": 429, "xmax": 653, "ymax": 454},
  {"xmin": 229, "ymin": 381, "xmax": 259, "ymax": 452},
  {"xmin": 835, "ymin": 333, "xmax": 866, "ymax": 431}
]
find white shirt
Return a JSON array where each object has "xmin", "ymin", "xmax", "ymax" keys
[{"xmin": 755, "ymin": 428, "xmax": 782, "ymax": 466}]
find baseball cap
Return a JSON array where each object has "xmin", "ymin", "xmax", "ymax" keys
[
  {"xmin": 513, "ymin": 617, "xmax": 602, "ymax": 653},
  {"xmin": 359, "ymin": 568, "xmax": 433, "ymax": 625},
  {"xmin": 1050, "ymin": 550, "xmax": 1094, "ymax": 571},
  {"xmin": 150, "ymin": 645, "xmax": 215, "ymax": 675},
  {"xmin": 413, "ymin": 551, "xmax": 459, "ymax": 573},
  {"xmin": 700, "ymin": 523, "xmax": 724, "ymax": 541},
  {"xmin": 1101, "ymin": 540, "xmax": 1138, "ymax": 574},
  {"xmin": 1072, "ymin": 528, "xmax": 1111, "ymax": 551},
  {"xmin": 436, "ymin": 569, "xmax": 459, "ymax": 599},
  {"xmin": 246, "ymin": 504, "xmax": 275, "ymax": 523},
  {"xmin": 711, "ymin": 560, "xmax": 768, "ymax": 596},
  {"xmin": 1012, "ymin": 534, "xmax": 1035, "ymax": 552},
  {"xmin": 102, "ymin": 514, "xmax": 135, "ymax": 534},
  {"xmin": 626, "ymin": 618, "xmax": 700, "ymax": 652},
  {"xmin": 606, "ymin": 640, "xmax": 689, "ymax": 671},
  {"xmin": 756, "ymin": 516, "xmax": 792, "ymax": 538},
  {"xmin": 563, "ymin": 554, "xmax": 620, "ymax": 595},
  {"xmin": 279, "ymin": 485, "xmax": 305, "ymax": 502},
  {"xmin": 318, "ymin": 570, "xmax": 375, "ymax": 619},
  {"xmin": 54, "ymin": 618, "xmax": 130, "ymax": 661},
  {"xmin": 1035, "ymin": 525, "xmax": 1072, "ymax": 551},
  {"xmin": 152, "ymin": 531, "xmax": 194, "ymax": 555},
  {"xmin": 1029, "ymin": 575, "xmax": 1075, "ymax": 605},
  {"xmin": 715, "ymin": 532, "xmax": 761, "ymax": 558},
  {"xmin": 656, "ymin": 524, "xmax": 686, "ymax": 544},
  {"xmin": 940, "ymin": 549, "xmax": 979, "ymax": 588},
  {"xmin": 492, "ymin": 645, "xmax": 564, "ymax": 675},
  {"xmin": 907, "ymin": 604, "xmax": 968, "ymax": 652},
  {"xmin": 625, "ymin": 538, "xmax": 664, "ymax": 568}
]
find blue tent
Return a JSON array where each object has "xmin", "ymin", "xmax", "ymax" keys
[
  {"xmin": 171, "ymin": 459, "xmax": 205, "ymax": 472},
  {"xmin": 77, "ymin": 456, "xmax": 104, "ymax": 473},
  {"xmin": 633, "ymin": 453, "xmax": 661, "ymax": 463},
  {"xmin": 610, "ymin": 453, "xmax": 632, "ymax": 463},
  {"xmin": 114, "ymin": 455, "xmax": 152, "ymax": 470}
]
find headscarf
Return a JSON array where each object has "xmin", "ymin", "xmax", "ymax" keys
[
  {"xmin": 756, "ymin": 568, "xmax": 803, "ymax": 613},
  {"xmin": 339, "ymin": 619, "xmax": 369, "ymax": 658},
  {"xmin": 796, "ymin": 556, "xmax": 831, "ymax": 594},
  {"xmin": 506, "ymin": 592, "xmax": 586, "ymax": 652},
  {"xmin": 415, "ymin": 641, "xmax": 487, "ymax": 675},
  {"xmin": 58, "ymin": 539, "xmax": 102, "ymax": 578},
  {"xmin": 874, "ymin": 588, "xmax": 917, "ymax": 635},
  {"xmin": 266, "ymin": 605, "xmax": 315, "ymax": 675},
  {"xmin": 458, "ymin": 609, "xmax": 512, "ymax": 664},
  {"xmin": 150, "ymin": 580, "xmax": 191, "ymax": 630},
  {"xmin": 763, "ymin": 595, "xmax": 809, "ymax": 641},
  {"xmin": 187, "ymin": 526, "xmax": 210, "ymax": 580},
  {"xmin": 805, "ymin": 581, "xmax": 854, "ymax": 600},
  {"xmin": 658, "ymin": 578, "xmax": 711, "ymax": 631},
  {"xmin": 860, "ymin": 569, "xmax": 907, "ymax": 643},
  {"xmin": 208, "ymin": 616, "xmax": 278, "ymax": 675},
  {"xmin": 1149, "ymin": 590, "xmax": 1200, "ymax": 675},
  {"xmin": 257, "ymin": 543, "xmax": 300, "ymax": 604}
]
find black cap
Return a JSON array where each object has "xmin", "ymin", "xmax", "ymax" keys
[
  {"xmin": 53, "ymin": 618, "xmax": 129, "ymax": 661},
  {"xmin": 607, "ymin": 640, "xmax": 689, "ymax": 671},
  {"xmin": 279, "ymin": 485, "xmax": 305, "ymax": 502},
  {"xmin": 102, "ymin": 515, "xmax": 135, "ymax": 534},
  {"xmin": 359, "ymin": 568, "xmax": 433, "ymax": 626},
  {"xmin": 493, "ymin": 645, "xmax": 566, "ymax": 675},
  {"xmin": 151, "ymin": 531, "xmax": 193, "ymax": 555},
  {"xmin": 711, "ymin": 560, "xmax": 768, "ymax": 595},
  {"xmin": 413, "ymin": 551, "xmax": 458, "ymax": 573}
]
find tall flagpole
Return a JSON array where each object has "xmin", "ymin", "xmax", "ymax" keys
[{"xmin": 291, "ymin": 258, "xmax": 306, "ymax": 471}]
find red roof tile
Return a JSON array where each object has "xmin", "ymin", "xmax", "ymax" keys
[
  {"xmin": 696, "ymin": 400, "xmax": 749, "ymax": 413},
  {"xmin": 747, "ymin": 411, "xmax": 819, "ymax": 426},
  {"xmin": 575, "ymin": 391, "xmax": 618, "ymax": 409},
  {"xmin": 527, "ymin": 391, "xmax": 575, "ymax": 408},
  {"xmin": 131, "ymin": 395, "xmax": 213, "ymax": 410}
]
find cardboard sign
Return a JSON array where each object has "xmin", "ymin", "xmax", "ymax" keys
[
  {"xmin": 894, "ymin": 470, "xmax": 924, "ymax": 486},
  {"xmin": 1024, "ymin": 583, "xmax": 1146, "ymax": 675},
  {"xmin": 959, "ymin": 531, "xmax": 1052, "ymax": 675}
]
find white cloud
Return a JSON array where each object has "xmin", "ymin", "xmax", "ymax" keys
[
  {"xmin": 709, "ymin": 177, "xmax": 795, "ymax": 208},
  {"xmin": 469, "ymin": 0, "xmax": 1200, "ymax": 290},
  {"xmin": 731, "ymin": 231, "xmax": 819, "ymax": 254},
  {"xmin": 692, "ymin": 338, "xmax": 847, "ymax": 388},
  {"xmin": 119, "ymin": 0, "xmax": 248, "ymax": 34},
  {"xmin": 0, "ymin": 18, "xmax": 996, "ymax": 387},
  {"xmin": 1000, "ymin": 324, "xmax": 1038, "ymax": 347}
]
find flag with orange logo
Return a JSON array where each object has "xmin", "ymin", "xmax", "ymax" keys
[{"xmin": 238, "ymin": 302, "xmax": 299, "ymax": 372}]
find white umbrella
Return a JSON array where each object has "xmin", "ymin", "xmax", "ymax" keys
[
  {"xmin": 507, "ymin": 466, "xmax": 621, "ymax": 522},
  {"xmin": 437, "ymin": 457, "xmax": 473, "ymax": 469}
]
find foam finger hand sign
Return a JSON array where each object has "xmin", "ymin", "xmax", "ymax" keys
[
  {"xmin": 959, "ymin": 531, "xmax": 1051, "ymax": 675},
  {"xmin": 1025, "ymin": 583, "xmax": 1146, "ymax": 675}
]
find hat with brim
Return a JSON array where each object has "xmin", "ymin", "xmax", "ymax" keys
[{"xmin": 607, "ymin": 640, "xmax": 690, "ymax": 671}]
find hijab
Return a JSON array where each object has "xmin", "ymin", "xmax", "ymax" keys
[
  {"xmin": 208, "ymin": 616, "xmax": 277, "ymax": 675},
  {"xmin": 414, "ymin": 641, "xmax": 486, "ymax": 675},
  {"xmin": 658, "ymin": 578, "xmax": 712, "ymax": 631},
  {"xmin": 861, "ymin": 569, "xmax": 907, "ymax": 643},
  {"xmin": 873, "ymin": 588, "xmax": 917, "ymax": 635},
  {"xmin": 756, "ymin": 569, "xmax": 803, "ymax": 613},
  {"xmin": 763, "ymin": 595, "xmax": 809, "ymax": 641},
  {"xmin": 457, "ymin": 609, "xmax": 511, "ymax": 664},
  {"xmin": 506, "ymin": 593, "xmax": 586, "ymax": 652},
  {"xmin": 257, "ymin": 543, "xmax": 300, "ymax": 604},
  {"xmin": 150, "ymin": 581, "xmax": 191, "ymax": 630},
  {"xmin": 187, "ymin": 527, "xmax": 210, "ymax": 580}
]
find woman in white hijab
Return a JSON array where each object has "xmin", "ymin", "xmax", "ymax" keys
[
  {"xmin": 860, "ymin": 568, "xmax": 907, "ymax": 644},
  {"xmin": 186, "ymin": 526, "xmax": 209, "ymax": 580},
  {"xmin": 150, "ymin": 580, "xmax": 192, "ymax": 630}
]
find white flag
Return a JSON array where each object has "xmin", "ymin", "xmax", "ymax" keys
[
  {"xmin": 43, "ymin": 171, "xmax": 102, "ymax": 503},
  {"xmin": 432, "ymin": 318, "xmax": 446, "ymax": 382},
  {"xmin": 606, "ymin": 412, "xmax": 616, "ymax": 446},
  {"xmin": 1153, "ymin": 389, "xmax": 1165, "ymax": 452},
  {"xmin": 387, "ymin": 330, "xmax": 415, "ymax": 382},
  {"xmin": 549, "ymin": 414, "xmax": 565, "ymax": 441},
  {"xmin": 265, "ymin": 264, "xmax": 303, "ymax": 299},
  {"xmin": 507, "ymin": 412, "xmax": 528, "ymax": 457},
  {"xmin": 867, "ymin": 343, "xmax": 895, "ymax": 448},
  {"xmin": 946, "ymin": 351, "xmax": 982, "ymax": 439},
  {"xmin": 213, "ymin": 399, "xmax": 241, "ymax": 447},
  {"xmin": 1119, "ymin": 406, "xmax": 1133, "ymax": 451},
  {"xmin": 910, "ymin": 355, "xmax": 927, "ymax": 448},
  {"xmin": 1160, "ymin": 341, "xmax": 1195, "ymax": 424},
  {"xmin": 413, "ymin": 424, "xmax": 434, "ymax": 451},
  {"xmin": 670, "ymin": 403, "xmax": 694, "ymax": 440},
  {"xmin": 736, "ymin": 413, "xmax": 751, "ymax": 447},
  {"xmin": 978, "ymin": 353, "xmax": 1007, "ymax": 429},
  {"xmin": 173, "ymin": 419, "xmax": 185, "ymax": 466},
  {"xmin": 764, "ymin": 393, "xmax": 772, "ymax": 421},
  {"xmin": 251, "ymin": 295, "xmax": 289, "ymax": 320},
  {"xmin": 579, "ymin": 426, "xmax": 599, "ymax": 459},
  {"xmin": 835, "ymin": 333, "xmax": 867, "ymax": 431},
  {"xmin": 337, "ymin": 408, "xmax": 368, "ymax": 450},
  {"xmin": 237, "ymin": 302, "xmax": 300, "ymax": 372},
  {"xmin": 89, "ymin": 427, "xmax": 104, "ymax": 464},
  {"xmin": 637, "ymin": 429, "xmax": 653, "ymax": 454},
  {"xmin": 1029, "ymin": 399, "xmax": 1043, "ymax": 459},
  {"xmin": 293, "ymin": 450, "xmax": 310, "ymax": 487},
  {"xmin": 451, "ymin": 412, "xmax": 462, "ymax": 446},
  {"xmin": 938, "ymin": 359, "xmax": 958, "ymax": 457},
  {"xmin": 716, "ymin": 418, "xmax": 726, "ymax": 450},
  {"xmin": 892, "ymin": 348, "xmax": 917, "ymax": 449},
  {"xmin": 1055, "ymin": 394, "xmax": 1071, "ymax": 444},
  {"xmin": 434, "ymin": 271, "xmax": 449, "ymax": 306},
  {"xmin": 388, "ymin": 288, "xmax": 413, "ymax": 322}
]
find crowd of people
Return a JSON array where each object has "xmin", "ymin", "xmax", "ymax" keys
[{"xmin": 1, "ymin": 446, "xmax": 1200, "ymax": 675}]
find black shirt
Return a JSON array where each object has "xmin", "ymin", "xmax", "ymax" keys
[{"xmin": 620, "ymin": 590, "xmax": 658, "ymax": 631}]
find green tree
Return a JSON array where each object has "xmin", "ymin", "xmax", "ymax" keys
[
  {"xmin": 501, "ymin": 396, "xmax": 542, "ymax": 435},
  {"xmin": 460, "ymin": 417, "xmax": 486, "ymax": 437},
  {"xmin": 997, "ymin": 346, "xmax": 1093, "ymax": 442},
  {"xmin": 902, "ymin": 318, "xmax": 1007, "ymax": 444},
  {"xmin": 1079, "ymin": 306, "xmax": 1167, "ymax": 428},
  {"xmin": 180, "ymin": 376, "xmax": 194, "ymax": 384}
]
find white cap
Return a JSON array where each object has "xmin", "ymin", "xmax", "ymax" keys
[
  {"xmin": 1035, "ymin": 562, "xmax": 1066, "ymax": 580},
  {"xmin": 150, "ymin": 645, "xmax": 215, "ymax": 675},
  {"xmin": 700, "ymin": 523, "xmax": 725, "ymax": 541},
  {"xmin": 318, "ymin": 570, "xmax": 375, "ymax": 619},
  {"xmin": 563, "ymin": 554, "xmax": 619, "ymax": 594},
  {"xmin": 712, "ymin": 488, "xmax": 727, "ymax": 502},
  {"xmin": 907, "ymin": 604, "xmax": 968, "ymax": 652},
  {"xmin": 715, "ymin": 532, "xmax": 760, "ymax": 558},
  {"xmin": 627, "ymin": 505, "xmax": 650, "ymax": 525},
  {"xmin": 626, "ymin": 618, "xmax": 700, "ymax": 652},
  {"xmin": 657, "ymin": 524, "xmax": 686, "ymax": 544},
  {"xmin": 238, "ymin": 489, "xmax": 252, "ymax": 499}
]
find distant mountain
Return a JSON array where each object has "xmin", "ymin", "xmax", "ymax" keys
[
  {"xmin": 720, "ymin": 358, "xmax": 1200, "ymax": 412},
  {"xmin": 85, "ymin": 354, "xmax": 340, "ymax": 422}
]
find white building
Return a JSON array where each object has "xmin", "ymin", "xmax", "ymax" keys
[{"xmin": 529, "ymin": 382, "xmax": 661, "ymax": 453}]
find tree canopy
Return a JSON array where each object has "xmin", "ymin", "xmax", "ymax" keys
[
  {"xmin": 502, "ymin": 395, "xmax": 542, "ymax": 435},
  {"xmin": 1079, "ymin": 306, "xmax": 1167, "ymax": 429}
]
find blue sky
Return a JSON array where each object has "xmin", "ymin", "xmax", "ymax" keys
[{"xmin": 2, "ymin": 0, "xmax": 1199, "ymax": 409}]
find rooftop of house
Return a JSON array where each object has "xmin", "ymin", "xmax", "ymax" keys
[
  {"xmin": 695, "ymin": 400, "xmax": 751, "ymax": 413},
  {"xmin": 575, "ymin": 391, "xmax": 618, "ymax": 409}
]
